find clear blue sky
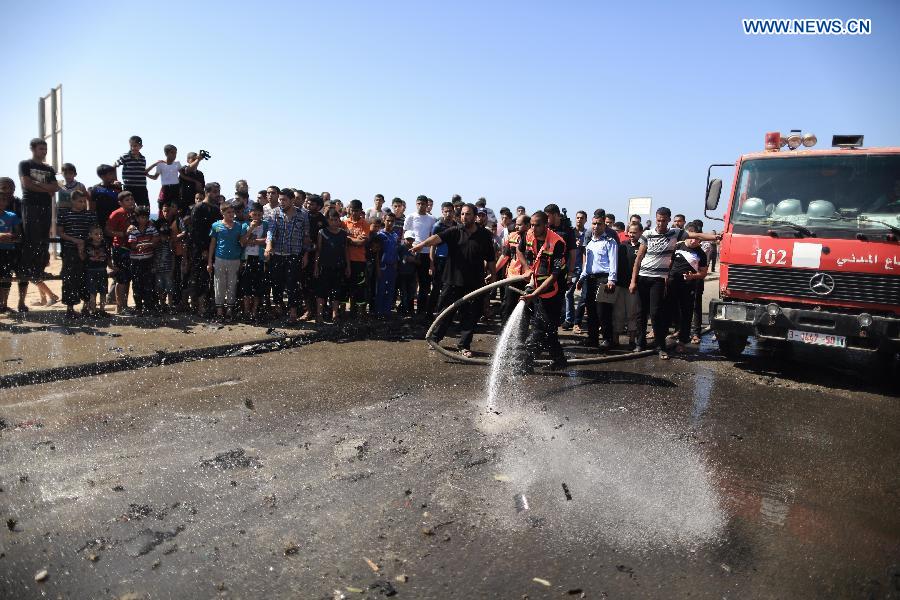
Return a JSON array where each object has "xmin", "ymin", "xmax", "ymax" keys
[{"xmin": 1, "ymin": 0, "xmax": 898, "ymax": 222}]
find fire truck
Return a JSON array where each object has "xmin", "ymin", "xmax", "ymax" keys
[{"xmin": 705, "ymin": 132, "xmax": 900, "ymax": 377}]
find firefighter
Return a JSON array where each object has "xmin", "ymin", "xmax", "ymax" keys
[
  {"xmin": 517, "ymin": 210, "xmax": 568, "ymax": 373},
  {"xmin": 495, "ymin": 214, "xmax": 530, "ymax": 322}
]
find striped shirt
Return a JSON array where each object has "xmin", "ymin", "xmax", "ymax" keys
[
  {"xmin": 266, "ymin": 207, "xmax": 309, "ymax": 256},
  {"xmin": 127, "ymin": 224, "xmax": 159, "ymax": 261},
  {"xmin": 115, "ymin": 152, "xmax": 147, "ymax": 188},
  {"xmin": 57, "ymin": 209, "xmax": 97, "ymax": 251},
  {"xmin": 638, "ymin": 227, "xmax": 688, "ymax": 279}
]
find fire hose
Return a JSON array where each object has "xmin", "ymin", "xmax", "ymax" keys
[{"xmin": 425, "ymin": 274, "xmax": 693, "ymax": 366}]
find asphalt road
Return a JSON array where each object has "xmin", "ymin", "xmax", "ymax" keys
[{"xmin": 1, "ymin": 333, "xmax": 898, "ymax": 599}]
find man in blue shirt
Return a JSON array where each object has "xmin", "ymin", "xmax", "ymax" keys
[{"xmin": 577, "ymin": 213, "xmax": 619, "ymax": 349}]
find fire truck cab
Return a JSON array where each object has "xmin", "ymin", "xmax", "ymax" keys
[{"xmin": 705, "ymin": 132, "xmax": 900, "ymax": 376}]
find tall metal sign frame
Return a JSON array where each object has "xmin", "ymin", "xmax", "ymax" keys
[{"xmin": 38, "ymin": 85, "xmax": 63, "ymax": 256}]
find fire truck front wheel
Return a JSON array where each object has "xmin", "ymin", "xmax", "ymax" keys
[{"xmin": 716, "ymin": 331, "xmax": 748, "ymax": 360}]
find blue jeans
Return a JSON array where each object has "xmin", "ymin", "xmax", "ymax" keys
[
  {"xmin": 564, "ymin": 268, "xmax": 582, "ymax": 324},
  {"xmin": 375, "ymin": 263, "xmax": 397, "ymax": 315}
]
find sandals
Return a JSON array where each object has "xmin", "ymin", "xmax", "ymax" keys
[{"xmin": 459, "ymin": 348, "xmax": 474, "ymax": 359}]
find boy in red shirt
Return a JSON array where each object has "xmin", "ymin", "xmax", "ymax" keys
[{"xmin": 104, "ymin": 191, "xmax": 136, "ymax": 314}]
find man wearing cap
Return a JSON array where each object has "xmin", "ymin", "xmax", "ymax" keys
[
  {"xmin": 475, "ymin": 197, "xmax": 497, "ymax": 231},
  {"xmin": 403, "ymin": 195, "xmax": 436, "ymax": 316}
]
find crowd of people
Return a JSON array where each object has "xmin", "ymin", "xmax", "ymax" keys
[{"xmin": 0, "ymin": 136, "xmax": 720, "ymax": 366}]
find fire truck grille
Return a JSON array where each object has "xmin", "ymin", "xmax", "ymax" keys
[{"xmin": 727, "ymin": 265, "xmax": 900, "ymax": 306}]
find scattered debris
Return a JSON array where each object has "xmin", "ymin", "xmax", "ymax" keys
[
  {"xmin": 34, "ymin": 569, "xmax": 48, "ymax": 582},
  {"xmin": 88, "ymin": 553, "xmax": 100, "ymax": 562},
  {"xmin": 364, "ymin": 557, "xmax": 380, "ymax": 572},
  {"xmin": 0, "ymin": 418, "xmax": 8, "ymax": 430},
  {"xmin": 112, "ymin": 485, "xmax": 125, "ymax": 492},
  {"xmin": 562, "ymin": 483, "xmax": 573, "ymax": 501},
  {"xmin": 200, "ymin": 448, "xmax": 262, "ymax": 470},
  {"xmin": 464, "ymin": 457, "xmax": 489, "ymax": 468},
  {"xmin": 151, "ymin": 559, "xmax": 161, "ymax": 569},
  {"xmin": 162, "ymin": 544, "xmax": 178, "ymax": 555},
  {"xmin": 346, "ymin": 587, "xmax": 364, "ymax": 594},
  {"xmin": 720, "ymin": 563, "xmax": 732, "ymax": 573},
  {"xmin": 394, "ymin": 574, "xmax": 409, "ymax": 583},
  {"xmin": 567, "ymin": 589, "xmax": 584, "ymax": 596},
  {"xmin": 369, "ymin": 580, "xmax": 397, "ymax": 596},
  {"xmin": 6, "ymin": 518, "xmax": 16, "ymax": 531},
  {"xmin": 122, "ymin": 504, "xmax": 154, "ymax": 521},
  {"xmin": 532, "ymin": 577, "xmax": 551, "ymax": 586},
  {"xmin": 125, "ymin": 527, "xmax": 184, "ymax": 557},
  {"xmin": 15, "ymin": 419, "xmax": 44, "ymax": 430},
  {"xmin": 284, "ymin": 545, "xmax": 300, "ymax": 556},
  {"xmin": 616, "ymin": 565, "xmax": 635, "ymax": 578},
  {"xmin": 493, "ymin": 474, "xmax": 511, "ymax": 482},
  {"xmin": 243, "ymin": 398, "xmax": 255, "ymax": 410},
  {"xmin": 514, "ymin": 494, "xmax": 530, "ymax": 513}
]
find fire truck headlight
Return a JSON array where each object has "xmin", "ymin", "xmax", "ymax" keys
[
  {"xmin": 766, "ymin": 303, "xmax": 781, "ymax": 317},
  {"xmin": 858, "ymin": 313, "xmax": 873, "ymax": 328},
  {"xmin": 802, "ymin": 132, "xmax": 817, "ymax": 147},
  {"xmin": 787, "ymin": 133, "xmax": 803, "ymax": 150}
]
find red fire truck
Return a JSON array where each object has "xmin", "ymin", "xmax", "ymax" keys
[{"xmin": 705, "ymin": 132, "xmax": 900, "ymax": 376}]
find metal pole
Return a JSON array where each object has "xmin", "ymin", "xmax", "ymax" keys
[{"xmin": 49, "ymin": 87, "xmax": 59, "ymax": 259}]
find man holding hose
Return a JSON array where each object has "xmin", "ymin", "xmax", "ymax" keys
[
  {"xmin": 517, "ymin": 210, "xmax": 569, "ymax": 373},
  {"xmin": 412, "ymin": 203, "xmax": 496, "ymax": 358}
]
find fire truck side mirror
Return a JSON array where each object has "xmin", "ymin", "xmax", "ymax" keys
[{"xmin": 706, "ymin": 179, "xmax": 723, "ymax": 211}]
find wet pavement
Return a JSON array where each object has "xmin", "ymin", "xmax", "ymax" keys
[{"xmin": 1, "ymin": 328, "xmax": 898, "ymax": 599}]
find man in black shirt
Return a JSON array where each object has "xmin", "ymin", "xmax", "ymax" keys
[
  {"xmin": 302, "ymin": 194, "xmax": 326, "ymax": 320},
  {"xmin": 412, "ymin": 203, "xmax": 495, "ymax": 357},
  {"xmin": 189, "ymin": 182, "xmax": 222, "ymax": 313},
  {"xmin": 18, "ymin": 138, "xmax": 60, "ymax": 300}
]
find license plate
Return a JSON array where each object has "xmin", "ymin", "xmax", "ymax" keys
[{"xmin": 787, "ymin": 330, "xmax": 847, "ymax": 348}]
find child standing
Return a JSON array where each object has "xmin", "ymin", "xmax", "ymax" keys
[
  {"xmin": 83, "ymin": 225, "xmax": 112, "ymax": 317},
  {"xmin": 208, "ymin": 200, "xmax": 247, "ymax": 320},
  {"xmin": 667, "ymin": 223, "xmax": 709, "ymax": 355},
  {"xmin": 154, "ymin": 204, "xmax": 176, "ymax": 310},
  {"xmin": 126, "ymin": 206, "xmax": 160, "ymax": 314},
  {"xmin": 105, "ymin": 191, "xmax": 137, "ymax": 314},
  {"xmin": 57, "ymin": 190, "xmax": 97, "ymax": 319},
  {"xmin": 314, "ymin": 208, "xmax": 350, "ymax": 324},
  {"xmin": 239, "ymin": 202, "xmax": 268, "ymax": 322},
  {"xmin": 396, "ymin": 233, "xmax": 417, "ymax": 316},
  {"xmin": 373, "ymin": 214, "xmax": 400, "ymax": 317},
  {"xmin": 145, "ymin": 144, "xmax": 182, "ymax": 212},
  {"xmin": 57, "ymin": 163, "xmax": 88, "ymax": 212},
  {"xmin": 115, "ymin": 135, "xmax": 149, "ymax": 207},
  {"xmin": 0, "ymin": 191, "xmax": 22, "ymax": 314}
]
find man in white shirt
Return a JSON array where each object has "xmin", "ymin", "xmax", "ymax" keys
[{"xmin": 404, "ymin": 195, "xmax": 437, "ymax": 315}]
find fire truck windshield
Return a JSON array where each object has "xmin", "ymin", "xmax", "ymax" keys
[{"xmin": 730, "ymin": 154, "xmax": 900, "ymax": 234}]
